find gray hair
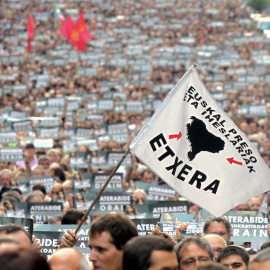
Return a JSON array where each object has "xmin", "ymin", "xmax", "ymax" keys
[
  {"xmin": 174, "ymin": 236, "xmax": 214, "ymax": 264},
  {"xmin": 47, "ymin": 149, "xmax": 59, "ymax": 157},
  {"xmin": 32, "ymin": 165, "xmax": 46, "ymax": 176},
  {"xmin": 26, "ymin": 191, "xmax": 44, "ymax": 202},
  {"xmin": 203, "ymin": 216, "xmax": 232, "ymax": 235},
  {"xmin": 0, "ymin": 169, "xmax": 12, "ymax": 179}
]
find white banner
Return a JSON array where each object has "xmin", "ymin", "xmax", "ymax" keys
[{"xmin": 130, "ymin": 66, "xmax": 270, "ymax": 216}]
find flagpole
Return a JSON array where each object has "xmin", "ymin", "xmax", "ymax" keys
[{"xmin": 75, "ymin": 147, "xmax": 131, "ymax": 234}]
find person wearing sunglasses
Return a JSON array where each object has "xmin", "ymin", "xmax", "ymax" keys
[{"xmin": 216, "ymin": 246, "xmax": 249, "ymax": 270}]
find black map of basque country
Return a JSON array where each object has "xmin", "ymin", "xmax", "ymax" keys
[{"xmin": 187, "ymin": 116, "xmax": 225, "ymax": 161}]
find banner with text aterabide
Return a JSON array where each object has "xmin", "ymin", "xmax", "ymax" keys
[{"xmin": 130, "ymin": 66, "xmax": 270, "ymax": 216}]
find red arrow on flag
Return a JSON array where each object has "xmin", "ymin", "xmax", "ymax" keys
[
  {"xmin": 227, "ymin": 158, "xmax": 243, "ymax": 166},
  {"xmin": 169, "ymin": 132, "xmax": 182, "ymax": 141}
]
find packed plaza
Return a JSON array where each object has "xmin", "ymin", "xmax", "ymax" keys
[{"xmin": 1, "ymin": 0, "xmax": 270, "ymax": 269}]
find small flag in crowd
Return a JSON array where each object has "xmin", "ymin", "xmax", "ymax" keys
[
  {"xmin": 27, "ymin": 14, "xmax": 35, "ymax": 53},
  {"xmin": 90, "ymin": 20, "xmax": 97, "ymax": 30},
  {"xmin": 130, "ymin": 66, "xmax": 270, "ymax": 217},
  {"xmin": 53, "ymin": 1, "xmax": 65, "ymax": 28}
]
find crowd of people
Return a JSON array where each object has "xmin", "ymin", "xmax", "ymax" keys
[{"xmin": 1, "ymin": 0, "xmax": 270, "ymax": 269}]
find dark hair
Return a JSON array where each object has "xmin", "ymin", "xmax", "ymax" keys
[
  {"xmin": 32, "ymin": 184, "xmax": 46, "ymax": 195},
  {"xmin": 217, "ymin": 246, "xmax": 249, "ymax": 267},
  {"xmin": 203, "ymin": 216, "xmax": 232, "ymax": 235},
  {"xmin": 25, "ymin": 143, "xmax": 35, "ymax": 149},
  {"xmin": 123, "ymin": 235, "xmax": 175, "ymax": 270},
  {"xmin": 0, "ymin": 248, "xmax": 50, "ymax": 270},
  {"xmin": 53, "ymin": 168, "xmax": 66, "ymax": 182},
  {"xmin": 61, "ymin": 209, "xmax": 85, "ymax": 224},
  {"xmin": 53, "ymin": 143, "xmax": 63, "ymax": 149},
  {"xmin": 174, "ymin": 236, "xmax": 214, "ymax": 264},
  {"xmin": 90, "ymin": 212, "xmax": 138, "ymax": 250},
  {"xmin": 260, "ymin": 241, "xmax": 270, "ymax": 250}
]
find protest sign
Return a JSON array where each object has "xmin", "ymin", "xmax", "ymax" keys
[
  {"xmin": 91, "ymin": 172, "xmax": 123, "ymax": 191},
  {"xmin": 130, "ymin": 66, "xmax": 270, "ymax": 216},
  {"xmin": 13, "ymin": 202, "xmax": 63, "ymax": 219},
  {"xmin": 159, "ymin": 213, "xmax": 199, "ymax": 237},
  {"xmin": 0, "ymin": 147, "xmax": 24, "ymax": 162},
  {"xmin": 29, "ymin": 176, "xmax": 55, "ymax": 193},
  {"xmin": 136, "ymin": 182, "xmax": 176, "ymax": 201},
  {"xmin": 134, "ymin": 201, "xmax": 190, "ymax": 219},
  {"xmin": 132, "ymin": 218, "xmax": 159, "ymax": 235}
]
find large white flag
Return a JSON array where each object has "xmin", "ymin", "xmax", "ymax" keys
[{"xmin": 130, "ymin": 66, "xmax": 270, "ymax": 216}]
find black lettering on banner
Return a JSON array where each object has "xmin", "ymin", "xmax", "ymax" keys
[
  {"xmin": 150, "ymin": 133, "xmax": 167, "ymax": 151},
  {"xmin": 177, "ymin": 164, "xmax": 192, "ymax": 181},
  {"xmin": 166, "ymin": 157, "xmax": 183, "ymax": 175},
  {"xmin": 203, "ymin": 180, "xmax": 220, "ymax": 194},
  {"xmin": 158, "ymin": 146, "xmax": 175, "ymax": 161},
  {"xmin": 188, "ymin": 170, "xmax": 206, "ymax": 188}
]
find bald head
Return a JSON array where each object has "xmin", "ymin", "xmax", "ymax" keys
[
  {"xmin": 49, "ymin": 248, "xmax": 89, "ymax": 270},
  {"xmin": 203, "ymin": 234, "xmax": 227, "ymax": 260}
]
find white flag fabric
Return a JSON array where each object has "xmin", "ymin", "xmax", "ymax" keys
[{"xmin": 130, "ymin": 66, "xmax": 270, "ymax": 216}]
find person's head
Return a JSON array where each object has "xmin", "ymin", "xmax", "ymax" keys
[
  {"xmin": 236, "ymin": 202, "xmax": 250, "ymax": 211},
  {"xmin": 202, "ymin": 234, "xmax": 227, "ymax": 261},
  {"xmin": 51, "ymin": 168, "xmax": 66, "ymax": 182},
  {"xmin": 61, "ymin": 208, "xmax": 86, "ymax": 225},
  {"xmin": 0, "ymin": 248, "xmax": 50, "ymax": 270},
  {"xmin": 174, "ymin": 236, "xmax": 213, "ymax": 270},
  {"xmin": 38, "ymin": 155, "xmax": 50, "ymax": 170},
  {"xmin": 0, "ymin": 169, "xmax": 12, "ymax": 188},
  {"xmin": 62, "ymin": 180, "xmax": 73, "ymax": 193},
  {"xmin": 51, "ymin": 182, "xmax": 63, "ymax": 197},
  {"xmin": 48, "ymin": 247, "xmax": 89, "ymax": 270},
  {"xmin": 89, "ymin": 212, "xmax": 138, "ymax": 270},
  {"xmin": 32, "ymin": 184, "xmax": 46, "ymax": 195},
  {"xmin": 26, "ymin": 191, "xmax": 44, "ymax": 202},
  {"xmin": 203, "ymin": 216, "xmax": 232, "ymax": 245},
  {"xmin": 217, "ymin": 246, "xmax": 249, "ymax": 270},
  {"xmin": 140, "ymin": 169, "xmax": 154, "ymax": 183},
  {"xmin": 0, "ymin": 224, "xmax": 31, "ymax": 249},
  {"xmin": 249, "ymin": 247, "xmax": 270, "ymax": 270},
  {"xmin": 44, "ymin": 214, "xmax": 63, "ymax": 224},
  {"xmin": 249, "ymin": 197, "xmax": 261, "ymax": 211},
  {"xmin": 123, "ymin": 235, "xmax": 178, "ymax": 270},
  {"xmin": 25, "ymin": 143, "xmax": 36, "ymax": 157},
  {"xmin": 32, "ymin": 166, "xmax": 46, "ymax": 178},
  {"xmin": 48, "ymin": 149, "xmax": 59, "ymax": 164},
  {"xmin": 132, "ymin": 189, "xmax": 147, "ymax": 204}
]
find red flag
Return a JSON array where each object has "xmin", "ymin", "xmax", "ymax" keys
[
  {"xmin": 60, "ymin": 17, "xmax": 74, "ymax": 38},
  {"xmin": 69, "ymin": 12, "xmax": 92, "ymax": 51},
  {"xmin": 27, "ymin": 14, "xmax": 35, "ymax": 53},
  {"xmin": 74, "ymin": 12, "xmax": 93, "ymax": 41}
]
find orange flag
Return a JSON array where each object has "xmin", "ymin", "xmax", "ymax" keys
[{"xmin": 27, "ymin": 14, "xmax": 35, "ymax": 53}]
